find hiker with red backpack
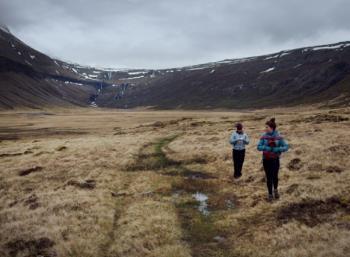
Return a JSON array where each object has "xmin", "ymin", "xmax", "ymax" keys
[
  {"xmin": 257, "ymin": 118, "xmax": 289, "ymax": 201},
  {"xmin": 230, "ymin": 123, "xmax": 250, "ymax": 179}
]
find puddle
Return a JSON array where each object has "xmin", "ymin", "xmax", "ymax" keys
[
  {"xmin": 172, "ymin": 190, "xmax": 181, "ymax": 199},
  {"xmin": 225, "ymin": 199, "xmax": 235, "ymax": 209},
  {"xmin": 193, "ymin": 192, "xmax": 209, "ymax": 216},
  {"xmin": 184, "ymin": 170, "xmax": 217, "ymax": 179},
  {"xmin": 164, "ymin": 168, "xmax": 217, "ymax": 179}
]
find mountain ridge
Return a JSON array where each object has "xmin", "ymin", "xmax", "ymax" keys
[{"xmin": 0, "ymin": 26, "xmax": 350, "ymax": 109}]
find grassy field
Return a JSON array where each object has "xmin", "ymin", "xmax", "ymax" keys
[{"xmin": 0, "ymin": 107, "xmax": 350, "ymax": 257}]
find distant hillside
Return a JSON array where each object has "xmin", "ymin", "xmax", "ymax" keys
[
  {"xmin": 1, "ymin": 25, "xmax": 350, "ymax": 109},
  {"xmin": 105, "ymin": 42, "xmax": 350, "ymax": 109}
]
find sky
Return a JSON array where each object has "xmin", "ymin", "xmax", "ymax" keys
[{"xmin": 1, "ymin": 0, "xmax": 350, "ymax": 69}]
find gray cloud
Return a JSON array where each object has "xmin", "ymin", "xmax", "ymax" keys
[{"xmin": 1, "ymin": 0, "xmax": 350, "ymax": 68}]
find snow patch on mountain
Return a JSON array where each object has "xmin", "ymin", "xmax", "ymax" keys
[
  {"xmin": 279, "ymin": 52, "xmax": 290, "ymax": 57},
  {"xmin": 90, "ymin": 101, "xmax": 98, "ymax": 108},
  {"xmin": 128, "ymin": 71, "xmax": 147, "ymax": 75},
  {"xmin": 0, "ymin": 24, "xmax": 10, "ymax": 34},
  {"xmin": 187, "ymin": 66, "xmax": 209, "ymax": 71},
  {"xmin": 120, "ymin": 75, "xmax": 145, "ymax": 80},
  {"xmin": 261, "ymin": 67, "xmax": 275, "ymax": 73},
  {"xmin": 265, "ymin": 54, "xmax": 280, "ymax": 60},
  {"xmin": 312, "ymin": 45, "xmax": 343, "ymax": 51}
]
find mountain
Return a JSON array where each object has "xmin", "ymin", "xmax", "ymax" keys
[
  {"xmin": 0, "ymin": 25, "xmax": 115, "ymax": 109},
  {"xmin": 1, "ymin": 25, "xmax": 350, "ymax": 109},
  {"xmin": 104, "ymin": 43, "xmax": 350, "ymax": 109}
]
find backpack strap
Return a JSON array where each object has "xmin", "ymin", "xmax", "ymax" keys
[{"xmin": 261, "ymin": 135, "xmax": 283, "ymax": 140}]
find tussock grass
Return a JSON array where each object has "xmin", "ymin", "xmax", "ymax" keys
[{"xmin": 0, "ymin": 107, "xmax": 349, "ymax": 257}]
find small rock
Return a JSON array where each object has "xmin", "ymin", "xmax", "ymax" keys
[{"xmin": 213, "ymin": 236, "xmax": 226, "ymax": 243}]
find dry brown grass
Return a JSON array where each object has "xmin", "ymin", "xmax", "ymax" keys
[{"xmin": 0, "ymin": 106, "xmax": 350, "ymax": 257}]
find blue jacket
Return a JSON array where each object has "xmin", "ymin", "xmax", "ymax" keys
[
  {"xmin": 257, "ymin": 130, "xmax": 288, "ymax": 159},
  {"xmin": 230, "ymin": 131, "xmax": 250, "ymax": 150}
]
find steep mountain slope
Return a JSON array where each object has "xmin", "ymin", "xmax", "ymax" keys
[
  {"xmin": 0, "ymin": 26, "xmax": 104, "ymax": 109},
  {"xmin": 102, "ymin": 42, "xmax": 350, "ymax": 109},
  {"xmin": 1, "ymin": 24, "xmax": 350, "ymax": 109}
]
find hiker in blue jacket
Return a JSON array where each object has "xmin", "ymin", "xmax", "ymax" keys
[
  {"xmin": 257, "ymin": 118, "xmax": 289, "ymax": 201},
  {"xmin": 230, "ymin": 123, "xmax": 250, "ymax": 179}
]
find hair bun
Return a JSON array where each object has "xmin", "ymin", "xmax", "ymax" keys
[{"xmin": 265, "ymin": 118, "xmax": 277, "ymax": 130}]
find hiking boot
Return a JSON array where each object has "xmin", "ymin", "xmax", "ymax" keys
[
  {"xmin": 233, "ymin": 173, "xmax": 241, "ymax": 179},
  {"xmin": 274, "ymin": 189, "xmax": 280, "ymax": 199},
  {"xmin": 267, "ymin": 194, "xmax": 273, "ymax": 202}
]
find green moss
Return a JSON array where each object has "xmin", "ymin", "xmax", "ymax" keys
[
  {"xmin": 126, "ymin": 135, "xmax": 181, "ymax": 171},
  {"xmin": 153, "ymin": 135, "xmax": 179, "ymax": 168}
]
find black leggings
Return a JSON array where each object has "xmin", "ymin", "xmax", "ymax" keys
[
  {"xmin": 232, "ymin": 149, "xmax": 245, "ymax": 177},
  {"xmin": 263, "ymin": 158, "xmax": 280, "ymax": 194}
]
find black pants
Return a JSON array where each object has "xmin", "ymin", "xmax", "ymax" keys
[
  {"xmin": 263, "ymin": 158, "xmax": 280, "ymax": 194},
  {"xmin": 232, "ymin": 149, "xmax": 245, "ymax": 178}
]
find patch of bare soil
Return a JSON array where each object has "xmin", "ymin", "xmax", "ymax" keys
[
  {"xmin": 327, "ymin": 144, "xmax": 350, "ymax": 156},
  {"xmin": 5, "ymin": 237, "xmax": 56, "ymax": 257},
  {"xmin": 276, "ymin": 196, "xmax": 350, "ymax": 227},
  {"xmin": 23, "ymin": 194, "xmax": 40, "ymax": 210},
  {"xmin": 18, "ymin": 166, "xmax": 43, "ymax": 176},
  {"xmin": 292, "ymin": 114, "xmax": 349, "ymax": 124},
  {"xmin": 67, "ymin": 179, "xmax": 96, "ymax": 189},
  {"xmin": 325, "ymin": 166, "xmax": 344, "ymax": 173},
  {"xmin": 287, "ymin": 158, "xmax": 303, "ymax": 171}
]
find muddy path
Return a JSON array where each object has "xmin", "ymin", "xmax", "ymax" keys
[{"xmin": 125, "ymin": 135, "xmax": 241, "ymax": 257}]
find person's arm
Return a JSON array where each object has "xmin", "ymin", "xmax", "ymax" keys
[
  {"xmin": 244, "ymin": 134, "xmax": 250, "ymax": 145},
  {"xmin": 229, "ymin": 133, "xmax": 237, "ymax": 145},
  {"xmin": 257, "ymin": 137, "xmax": 271, "ymax": 152},
  {"xmin": 272, "ymin": 137, "xmax": 289, "ymax": 153},
  {"xmin": 279, "ymin": 138, "xmax": 289, "ymax": 152}
]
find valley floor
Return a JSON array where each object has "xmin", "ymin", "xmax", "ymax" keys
[{"xmin": 0, "ymin": 107, "xmax": 350, "ymax": 257}]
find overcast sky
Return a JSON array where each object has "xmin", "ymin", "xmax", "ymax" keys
[{"xmin": 1, "ymin": 0, "xmax": 350, "ymax": 69}]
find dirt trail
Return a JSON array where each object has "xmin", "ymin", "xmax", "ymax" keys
[
  {"xmin": 98, "ymin": 136, "xmax": 194, "ymax": 257},
  {"xmin": 125, "ymin": 135, "xmax": 242, "ymax": 257}
]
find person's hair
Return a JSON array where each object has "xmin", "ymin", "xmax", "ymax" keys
[
  {"xmin": 236, "ymin": 123, "xmax": 243, "ymax": 130},
  {"xmin": 265, "ymin": 118, "xmax": 277, "ymax": 130}
]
